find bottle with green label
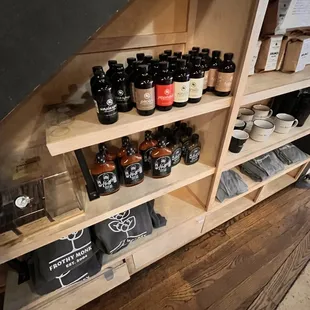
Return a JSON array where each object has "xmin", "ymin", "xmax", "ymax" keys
[
  {"xmin": 188, "ymin": 57, "xmax": 204, "ymax": 103},
  {"xmin": 184, "ymin": 134, "xmax": 201, "ymax": 165}
]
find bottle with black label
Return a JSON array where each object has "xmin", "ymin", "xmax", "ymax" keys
[
  {"xmin": 149, "ymin": 59, "xmax": 160, "ymax": 78},
  {"xmin": 105, "ymin": 60, "xmax": 118, "ymax": 81},
  {"xmin": 168, "ymin": 56, "xmax": 177, "ymax": 74},
  {"xmin": 184, "ymin": 134, "xmax": 201, "ymax": 165},
  {"xmin": 125, "ymin": 57, "xmax": 136, "ymax": 76},
  {"xmin": 159, "ymin": 53, "xmax": 169, "ymax": 62},
  {"xmin": 111, "ymin": 64, "xmax": 133, "ymax": 112},
  {"xmin": 207, "ymin": 50, "xmax": 221, "ymax": 92},
  {"xmin": 143, "ymin": 55, "xmax": 153, "ymax": 65},
  {"xmin": 181, "ymin": 127, "xmax": 193, "ymax": 155},
  {"xmin": 135, "ymin": 65, "xmax": 155, "ymax": 116},
  {"xmin": 192, "ymin": 46, "xmax": 200, "ymax": 53},
  {"xmin": 150, "ymin": 137, "xmax": 172, "ymax": 178},
  {"xmin": 214, "ymin": 53, "xmax": 235, "ymax": 97},
  {"xmin": 121, "ymin": 145, "xmax": 144, "ymax": 186},
  {"xmin": 169, "ymin": 134, "xmax": 182, "ymax": 167},
  {"xmin": 188, "ymin": 57, "xmax": 204, "ymax": 103},
  {"xmin": 91, "ymin": 152, "xmax": 120, "ymax": 195},
  {"xmin": 139, "ymin": 130, "xmax": 158, "ymax": 171},
  {"xmin": 90, "ymin": 66, "xmax": 105, "ymax": 94},
  {"xmin": 136, "ymin": 53, "xmax": 145, "ymax": 62},
  {"xmin": 155, "ymin": 61, "xmax": 174, "ymax": 111},
  {"xmin": 129, "ymin": 61, "xmax": 143, "ymax": 107},
  {"xmin": 164, "ymin": 49, "xmax": 172, "ymax": 56},
  {"xmin": 174, "ymin": 51, "xmax": 182, "ymax": 59},
  {"xmin": 173, "ymin": 59, "xmax": 190, "ymax": 107},
  {"xmin": 92, "ymin": 72, "xmax": 118, "ymax": 124},
  {"xmin": 199, "ymin": 54, "xmax": 210, "ymax": 94}
]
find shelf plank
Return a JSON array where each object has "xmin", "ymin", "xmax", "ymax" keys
[
  {"xmin": 0, "ymin": 162, "xmax": 213, "ymax": 265},
  {"xmin": 46, "ymin": 95, "xmax": 231, "ymax": 156},
  {"xmin": 225, "ymin": 117, "xmax": 310, "ymax": 170},
  {"xmin": 4, "ymin": 190, "xmax": 205, "ymax": 310},
  {"xmin": 244, "ymin": 65, "xmax": 310, "ymax": 104}
]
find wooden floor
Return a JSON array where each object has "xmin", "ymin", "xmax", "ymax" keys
[{"xmin": 79, "ymin": 185, "xmax": 310, "ymax": 310}]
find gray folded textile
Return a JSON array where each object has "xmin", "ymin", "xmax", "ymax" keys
[
  {"xmin": 274, "ymin": 144, "xmax": 308, "ymax": 165},
  {"xmin": 147, "ymin": 199, "xmax": 167, "ymax": 228},
  {"xmin": 240, "ymin": 151, "xmax": 285, "ymax": 182},
  {"xmin": 216, "ymin": 170, "xmax": 248, "ymax": 202}
]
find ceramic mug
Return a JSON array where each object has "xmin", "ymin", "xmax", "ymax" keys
[
  {"xmin": 238, "ymin": 108, "xmax": 255, "ymax": 122},
  {"xmin": 234, "ymin": 119, "xmax": 247, "ymax": 130},
  {"xmin": 274, "ymin": 113, "xmax": 298, "ymax": 134},
  {"xmin": 229, "ymin": 130, "xmax": 249, "ymax": 153},
  {"xmin": 252, "ymin": 104, "xmax": 273, "ymax": 120},
  {"xmin": 250, "ymin": 119, "xmax": 275, "ymax": 142}
]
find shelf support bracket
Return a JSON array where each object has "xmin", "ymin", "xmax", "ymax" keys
[{"xmin": 74, "ymin": 149, "xmax": 100, "ymax": 201}]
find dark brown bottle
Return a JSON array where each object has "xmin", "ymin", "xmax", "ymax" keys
[
  {"xmin": 143, "ymin": 55, "xmax": 153, "ymax": 65},
  {"xmin": 111, "ymin": 64, "xmax": 133, "ymax": 112},
  {"xmin": 105, "ymin": 60, "xmax": 118, "ymax": 81},
  {"xmin": 139, "ymin": 130, "xmax": 158, "ymax": 171},
  {"xmin": 174, "ymin": 51, "xmax": 182, "ymax": 58},
  {"xmin": 199, "ymin": 55, "xmax": 210, "ymax": 94},
  {"xmin": 99, "ymin": 143, "xmax": 117, "ymax": 163},
  {"xmin": 90, "ymin": 66, "xmax": 104, "ymax": 94},
  {"xmin": 172, "ymin": 121, "xmax": 181, "ymax": 135},
  {"xmin": 189, "ymin": 50, "xmax": 198, "ymax": 64},
  {"xmin": 136, "ymin": 53, "xmax": 145, "ymax": 61},
  {"xmin": 125, "ymin": 57, "xmax": 136, "ymax": 76},
  {"xmin": 188, "ymin": 57, "xmax": 204, "ymax": 103},
  {"xmin": 168, "ymin": 56, "xmax": 177, "ymax": 74},
  {"xmin": 121, "ymin": 145, "xmax": 144, "ymax": 186},
  {"xmin": 155, "ymin": 62, "xmax": 174, "ymax": 111},
  {"xmin": 181, "ymin": 127, "xmax": 193, "ymax": 155},
  {"xmin": 159, "ymin": 53, "xmax": 169, "ymax": 62},
  {"xmin": 169, "ymin": 134, "xmax": 182, "ymax": 167},
  {"xmin": 155, "ymin": 125, "xmax": 164, "ymax": 140},
  {"xmin": 173, "ymin": 59, "xmax": 190, "ymax": 107},
  {"xmin": 163, "ymin": 128, "xmax": 172, "ymax": 145},
  {"xmin": 164, "ymin": 49, "xmax": 172, "ymax": 56},
  {"xmin": 182, "ymin": 54, "xmax": 191, "ymax": 69},
  {"xmin": 149, "ymin": 59, "xmax": 160, "ymax": 78},
  {"xmin": 207, "ymin": 50, "xmax": 221, "ymax": 92},
  {"xmin": 91, "ymin": 152, "xmax": 120, "ymax": 195},
  {"xmin": 201, "ymin": 49, "xmax": 212, "ymax": 64},
  {"xmin": 135, "ymin": 65, "xmax": 155, "ymax": 116},
  {"xmin": 92, "ymin": 72, "xmax": 118, "ymax": 124},
  {"xmin": 214, "ymin": 53, "xmax": 235, "ymax": 97},
  {"xmin": 184, "ymin": 134, "xmax": 201, "ymax": 165},
  {"xmin": 150, "ymin": 137, "xmax": 172, "ymax": 178}
]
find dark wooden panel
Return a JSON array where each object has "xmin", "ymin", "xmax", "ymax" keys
[{"xmin": 0, "ymin": 0, "xmax": 129, "ymax": 120}]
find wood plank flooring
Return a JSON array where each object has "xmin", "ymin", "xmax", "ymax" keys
[{"xmin": 79, "ymin": 185, "xmax": 310, "ymax": 310}]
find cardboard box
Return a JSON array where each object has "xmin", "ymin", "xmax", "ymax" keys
[
  {"xmin": 255, "ymin": 35, "xmax": 283, "ymax": 72},
  {"xmin": 249, "ymin": 40, "xmax": 262, "ymax": 75},
  {"xmin": 282, "ymin": 36, "xmax": 310, "ymax": 72}
]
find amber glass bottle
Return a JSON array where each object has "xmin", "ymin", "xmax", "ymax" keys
[
  {"xmin": 169, "ymin": 134, "xmax": 182, "ymax": 167},
  {"xmin": 91, "ymin": 152, "xmax": 120, "ymax": 195},
  {"xmin": 121, "ymin": 145, "xmax": 144, "ymax": 186},
  {"xmin": 184, "ymin": 134, "xmax": 201, "ymax": 165},
  {"xmin": 207, "ymin": 50, "xmax": 221, "ymax": 92},
  {"xmin": 98, "ymin": 143, "xmax": 117, "ymax": 163},
  {"xmin": 214, "ymin": 53, "xmax": 236, "ymax": 97},
  {"xmin": 117, "ymin": 136, "xmax": 130, "ymax": 160},
  {"xmin": 139, "ymin": 131, "xmax": 158, "ymax": 171},
  {"xmin": 150, "ymin": 137, "xmax": 172, "ymax": 178}
]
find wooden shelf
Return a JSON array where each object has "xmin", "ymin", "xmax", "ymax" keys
[
  {"xmin": 46, "ymin": 94, "xmax": 231, "ymax": 156},
  {"xmin": 244, "ymin": 65, "xmax": 310, "ymax": 105},
  {"xmin": 0, "ymin": 162, "xmax": 213, "ymax": 265},
  {"xmin": 4, "ymin": 189, "xmax": 205, "ymax": 310},
  {"xmin": 224, "ymin": 117, "xmax": 310, "ymax": 170},
  {"xmin": 213, "ymin": 158, "xmax": 310, "ymax": 209}
]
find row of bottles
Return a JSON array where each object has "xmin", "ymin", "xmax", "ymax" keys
[
  {"xmin": 91, "ymin": 47, "xmax": 235, "ymax": 125},
  {"xmin": 91, "ymin": 122, "xmax": 201, "ymax": 196}
]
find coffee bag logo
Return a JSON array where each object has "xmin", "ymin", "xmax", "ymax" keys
[
  {"xmin": 97, "ymin": 172, "xmax": 117, "ymax": 190},
  {"xmin": 155, "ymin": 156, "xmax": 171, "ymax": 172}
]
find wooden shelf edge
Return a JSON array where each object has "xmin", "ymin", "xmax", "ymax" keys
[{"xmin": 46, "ymin": 96, "xmax": 231, "ymax": 156}]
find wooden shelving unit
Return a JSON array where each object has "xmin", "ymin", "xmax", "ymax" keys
[{"xmin": 1, "ymin": 0, "xmax": 310, "ymax": 309}]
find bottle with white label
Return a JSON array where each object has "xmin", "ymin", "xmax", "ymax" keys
[
  {"xmin": 199, "ymin": 52, "xmax": 210, "ymax": 94},
  {"xmin": 184, "ymin": 134, "xmax": 201, "ymax": 165},
  {"xmin": 188, "ymin": 57, "xmax": 204, "ymax": 103},
  {"xmin": 91, "ymin": 152, "xmax": 120, "ymax": 196},
  {"xmin": 150, "ymin": 137, "xmax": 172, "ymax": 178},
  {"xmin": 92, "ymin": 72, "xmax": 118, "ymax": 124},
  {"xmin": 135, "ymin": 65, "xmax": 155, "ymax": 116},
  {"xmin": 215, "ymin": 53, "xmax": 236, "ymax": 97},
  {"xmin": 173, "ymin": 59, "xmax": 190, "ymax": 107},
  {"xmin": 207, "ymin": 50, "xmax": 221, "ymax": 92}
]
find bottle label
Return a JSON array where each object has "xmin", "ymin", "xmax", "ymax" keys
[
  {"xmin": 171, "ymin": 147, "xmax": 182, "ymax": 166},
  {"xmin": 93, "ymin": 169, "xmax": 119, "ymax": 194},
  {"xmin": 207, "ymin": 69, "xmax": 218, "ymax": 87},
  {"xmin": 130, "ymin": 82, "xmax": 136, "ymax": 103},
  {"xmin": 203, "ymin": 70, "xmax": 209, "ymax": 90},
  {"xmin": 93, "ymin": 92, "xmax": 118, "ymax": 118},
  {"xmin": 156, "ymin": 84, "xmax": 174, "ymax": 106},
  {"xmin": 123, "ymin": 161, "xmax": 144, "ymax": 185},
  {"xmin": 152, "ymin": 155, "xmax": 172, "ymax": 177},
  {"xmin": 189, "ymin": 78, "xmax": 204, "ymax": 99},
  {"xmin": 173, "ymin": 81, "xmax": 190, "ymax": 103},
  {"xmin": 140, "ymin": 146, "xmax": 157, "ymax": 170},
  {"xmin": 135, "ymin": 87, "xmax": 155, "ymax": 111},
  {"xmin": 186, "ymin": 147, "xmax": 201, "ymax": 164},
  {"xmin": 215, "ymin": 72, "xmax": 234, "ymax": 92},
  {"xmin": 115, "ymin": 86, "xmax": 130, "ymax": 105}
]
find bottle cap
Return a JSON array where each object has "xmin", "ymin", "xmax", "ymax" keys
[
  {"xmin": 126, "ymin": 145, "xmax": 136, "ymax": 156},
  {"xmin": 174, "ymin": 51, "xmax": 182, "ymax": 58},
  {"xmin": 168, "ymin": 56, "xmax": 177, "ymax": 63},
  {"xmin": 96, "ymin": 152, "xmax": 106, "ymax": 164},
  {"xmin": 108, "ymin": 60, "xmax": 117, "ymax": 67},
  {"xmin": 192, "ymin": 133, "xmax": 199, "ymax": 142},
  {"xmin": 159, "ymin": 61, "xmax": 169, "ymax": 70},
  {"xmin": 115, "ymin": 64, "xmax": 124, "ymax": 71},
  {"xmin": 158, "ymin": 136, "xmax": 167, "ymax": 147},
  {"xmin": 136, "ymin": 53, "xmax": 145, "ymax": 61},
  {"xmin": 145, "ymin": 130, "xmax": 153, "ymax": 139},
  {"xmin": 98, "ymin": 142, "xmax": 107, "ymax": 153},
  {"xmin": 193, "ymin": 57, "xmax": 202, "ymax": 65},
  {"xmin": 212, "ymin": 50, "xmax": 221, "ymax": 58},
  {"xmin": 92, "ymin": 66, "xmax": 104, "ymax": 75},
  {"xmin": 224, "ymin": 52, "xmax": 234, "ymax": 60},
  {"xmin": 159, "ymin": 53, "xmax": 168, "ymax": 61},
  {"xmin": 127, "ymin": 57, "xmax": 136, "ymax": 65},
  {"xmin": 144, "ymin": 55, "xmax": 153, "ymax": 63},
  {"xmin": 192, "ymin": 46, "xmax": 200, "ymax": 52},
  {"xmin": 164, "ymin": 49, "xmax": 172, "ymax": 56},
  {"xmin": 122, "ymin": 136, "xmax": 130, "ymax": 146},
  {"xmin": 202, "ymin": 48, "xmax": 210, "ymax": 54},
  {"xmin": 138, "ymin": 65, "xmax": 148, "ymax": 73}
]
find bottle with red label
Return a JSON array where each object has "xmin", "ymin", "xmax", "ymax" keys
[
  {"xmin": 173, "ymin": 59, "xmax": 190, "ymax": 107},
  {"xmin": 139, "ymin": 130, "xmax": 158, "ymax": 171},
  {"xmin": 155, "ymin": 61, "xmax": 174, "ymax": 111},
  {"xmin": 188, "ymin": 57, "xmax": 204, "ymax": 103}
]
